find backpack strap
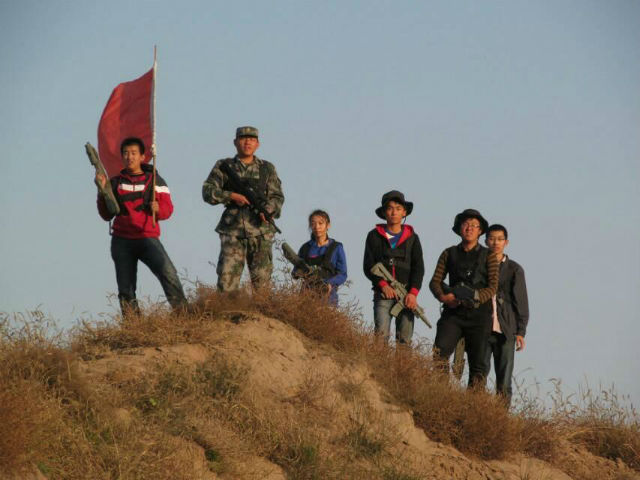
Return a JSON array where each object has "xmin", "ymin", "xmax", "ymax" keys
[
  {"xmin": 471, "ymin": 247, "xmax": 489, "ymax": 287},
  {"xmin": 134, "ymin": 173, "xmax": 155, "ymax": 212},
  {"xmin": 300, "ymin": 240, "xmax": 340, "ymax": 278},
  {"xmin": 300, "ymin": 241, "xmax": 312, "ymax": 260},
  {"xmin": 111, "ymin": 173, "xmax": 154, "ymax": 214},
  {"xmin": 222, "ymin": 158, "xmax": 270, "ymax": 196}
]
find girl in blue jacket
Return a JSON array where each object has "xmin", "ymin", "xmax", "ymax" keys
[{"xmin": 293, "ymin": 210, "xmax": 347, "ymax": 305}]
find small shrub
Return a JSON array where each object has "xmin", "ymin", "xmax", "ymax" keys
[
  {"xmin": 204, "ymin": 447, "xmax": 224, "ymax": 473},
  {"xmin": 345, "ymin": 422, "xmax": 384, "ymax": 457},
  {"xmin": 196, "ymin": 355, "xmax": 247, "ymax": 400},
  {"xmin": 336, "ymin": 379, "xmax": 365, "ymax": 402},
  {"xmin": 277, "ymin": 441, "xmax": 321, "ymax": 480}
]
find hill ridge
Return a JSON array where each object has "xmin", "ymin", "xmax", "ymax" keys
[{"xmin": 1, "ymin": 289, "xmax": 638, "ymax": 479}]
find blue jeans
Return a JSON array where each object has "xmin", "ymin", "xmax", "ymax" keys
[
  {"xmin": 111, "ymin": 236, "xmax": 186, "ymax": 314},
  {"xmin": 373, "ymin": 297, "xmax": 414, "ymax": 344},
  {"xmin": 483, "ymin": 332, "xmax": 515, "ymax": 406}
]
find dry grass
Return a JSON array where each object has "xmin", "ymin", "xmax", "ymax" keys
[
  {"xmin": 222, "ymin": 286, "xmax": 522, "ymax": 460},
  {"xmin": 549, "ymin": 381, "xmax": 640, "ymax": 471},
  {"xmin": 512, "ymin": 378, "xmax": 640, "ymax": 472},
  {"xmin": 1, "ymin": 285, "xmax": 639, "ymax": 479}
]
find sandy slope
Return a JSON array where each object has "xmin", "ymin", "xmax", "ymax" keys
[{"xmin": 66, "ymin": 312, "xmax": 637, "ymax": 480}]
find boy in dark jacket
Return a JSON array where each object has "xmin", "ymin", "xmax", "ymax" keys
[
  {"xmin": 96, "ymin": 137, "xmax": 186, "ymax": 315},
  {"xmin": 429, "ymin": 209, "xmax": 498, "ymax": 387},
  {"xmin": 363, "ymin": 191, "xmax": 425, "ymax": 344},
  {"xmin": 484, "ymin": 224, "xmax": 529, "ymax": 406}
]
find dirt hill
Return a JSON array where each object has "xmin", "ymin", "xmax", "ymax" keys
[{"xmin": 1, "ymin": 288, "xmax": 638, "ymax": 479}]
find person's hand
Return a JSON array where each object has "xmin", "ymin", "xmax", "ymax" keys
[
  {"xmin": 404, "ymin": 293, "xmax": 417, "ymax": 310},
  {"xmin": 440, "ymin": 293, "xmax": 459, "ymax": 308},
  {"xmin": 230, "ymin": 192, "xmax": 251, "ymax": 207},
  {"xmin": 381, "ymin": 285, "xmax": 397, "ymax": 299},
  {"xmin": 516, "ymin": 335, "xmax": 526, "ymax": 351},
  {"xmin": 95, "ymin": 173, "xmax": 106, "ymax": 189},
  {"xmin": 259, "ymin": 213, "xmax": 267, "ymax": 223},
  {"xmin": 150, "ymin": 201, "xmax": 159, "ymax": 214}
]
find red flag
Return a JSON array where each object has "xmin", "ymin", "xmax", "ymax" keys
[{"xmin": 97, "ymin": 68, "xmax": 154, "ymax": 177}]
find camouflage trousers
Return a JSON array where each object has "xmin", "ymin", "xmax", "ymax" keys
[{"xmin": 216, "ymin": 234, "xmax": 274, "ymax": 292}]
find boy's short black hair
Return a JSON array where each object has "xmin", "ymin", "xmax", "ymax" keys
[
  {"xmin": 120, "ymin": 137, "xmax": 146, "ymax": 155},
  {"xmin": 487, "ymin": 224, "xmax": 508, "ymax": 239}
]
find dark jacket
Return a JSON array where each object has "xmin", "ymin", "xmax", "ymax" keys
[
  {"xmin": 429, "ymin": 243, "xmax": 499, "ymax": 306},
  {"xmin": 496, "ymin": 256, "xmax": 529, "ymax": 338},
  {"xmin": 363, "ymin": 224, "xmax": 424, "ymax": 296}
]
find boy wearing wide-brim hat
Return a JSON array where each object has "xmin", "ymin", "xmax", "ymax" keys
[
  {"xmin": 429, "ymin": 209, "xmax": 499, "ymax": 387},
  {"xmin": 363, "ymin": 191, "xmax": 425, "ymax": 344}
]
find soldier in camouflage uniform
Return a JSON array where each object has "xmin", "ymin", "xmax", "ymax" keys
[{"xmin": 202, "ymin": 126, "xmax": 284, "ymax": 291}]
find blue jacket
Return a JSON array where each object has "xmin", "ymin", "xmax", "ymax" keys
[{"xmin": 294, "ymin": 238, "xmax": 347, "ymax": 305}]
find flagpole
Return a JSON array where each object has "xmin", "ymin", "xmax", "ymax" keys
[{"xmin": 151, "ymin": 45, "xmax": 157, "ymax": 227}]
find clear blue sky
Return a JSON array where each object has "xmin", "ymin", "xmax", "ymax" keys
[{"xmin": 1, "ymin": 1, "xmax": 639, "ymax": 405}]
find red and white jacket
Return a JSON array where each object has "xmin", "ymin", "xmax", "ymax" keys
[{"xmin": 97, "ymin": 164, "xmax": 173, "ymax": 239}]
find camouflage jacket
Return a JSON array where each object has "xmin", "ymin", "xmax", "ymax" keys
[{"xmin": 202, "ymin": 156, "xmax": 284, "ymax": 238}]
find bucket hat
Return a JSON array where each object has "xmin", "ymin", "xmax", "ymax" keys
[{"xmin": 375, "ymin": 190, "xmax": 413, "ymax": 219}]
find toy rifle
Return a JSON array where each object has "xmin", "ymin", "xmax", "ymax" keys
[
  {"xmin": 441, "ymin": 282, "xmax": 478, "ymax": 309},
  {"xmin": 282, "ymin": 243, "xmax": 316, "ymax": 275},
  {"xmin": 218, "ymin": 162, "xmax": 281, "ymax": 234},
  {"xmin": 452, "ymin": 338, "xmax": 465, "ymax": 380},
  {"xmin": 282, "ymin": 243, "xmax": 328, "ymax": 292},
  {"xmin": 370, "ymin": 262, "xmax": 432, "ymax": 328},
  {"xmin": 85, "ymin": 142, "xmax": 119, "ymax": 216}
]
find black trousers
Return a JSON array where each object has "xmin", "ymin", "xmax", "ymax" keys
[
  {"xmin": 111, "ymin": 236, "xmax": 186, "ymax": 314},
  {"xmin": 484, "ymin": 332, "xmax": 516, "ymax": 406},
  {"xmin": 434, "ymin": 303, "xmax": 492, "ymax": 387}
]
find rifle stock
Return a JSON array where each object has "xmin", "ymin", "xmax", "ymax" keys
[
  {"xmin": 85, "ymin": 142, "xmax": 120, "ymax": 216},
  {"xmin": 452, "ymin": 338, "xmax": 465, "ymax": 380}
]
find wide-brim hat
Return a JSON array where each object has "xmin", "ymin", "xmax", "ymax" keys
[
  {"xmin": 375, "ymin": 190, "xmax": 413, "ymax": 219},
  {"xmin": 452, "ymin": 208, "xmax": 489, "ymax": 235}
]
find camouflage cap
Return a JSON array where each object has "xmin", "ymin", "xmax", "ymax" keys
[{"xmin": 235, "ymin": 126, "xmax": 259, "ymax": 139}]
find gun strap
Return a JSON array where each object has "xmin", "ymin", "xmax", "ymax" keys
[
  {"xmin": 258, "ymin": 163, "xmax": 269, "ymax": 195},
  {"xmin": 382, "ymin": 234, "xmax": 415, "ymax": 277},
  {"xmin": 113, "ymin": 174, "xmax": 154, "ymax": 213},
  {"xmin": 447, "ymin": 245, "xmax": 489, "ymax": 289},
  {"xmin": 223, "ymin": 157, "xmax": 271, "ymax": 196},
  {"xmin": 109, "ymin": 172, "xmax": 155, "ymax": 216}
]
